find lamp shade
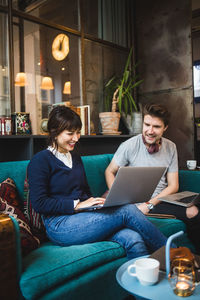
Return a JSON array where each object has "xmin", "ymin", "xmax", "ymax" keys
[
  {"xmin": 40, "ymin": 77, "xmax": 54, "ymax": 90},
  {"xmin": 15, "ymin": 72, "xmax": 27, "ymax": 86},
  {"xmin": 63, "ymin": 81, "xmax": 71, "ymax": 94}
]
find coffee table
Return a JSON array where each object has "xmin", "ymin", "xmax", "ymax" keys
[{"xmin": 116, "ymin": 257, "xmax": 200, "ymax": 300}]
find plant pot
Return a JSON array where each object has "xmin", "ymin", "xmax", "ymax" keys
[
  {"xmin": 99, "ymin": 112, "xmax": 121, "ymax": 135},
  {"xmin": 122, "ymin": 112, "xmax": 143, "ymax": 135}
]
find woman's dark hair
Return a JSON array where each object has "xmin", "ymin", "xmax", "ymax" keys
[
  {"xmin": 47, "ymin": 106, "xmax": 82, "ymax": 148},
  {"xmin": 143, "ymin": 103, "xmax": 170, "ymax": 127}
]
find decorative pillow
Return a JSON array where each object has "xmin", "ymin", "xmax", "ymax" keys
[
  {"xmin": 0, "ymin": 178, "xmax": 40, "ymax": 256},
  {"xmin": 24, "ymin": 176, "xmax": 46, "ymax": 242}
]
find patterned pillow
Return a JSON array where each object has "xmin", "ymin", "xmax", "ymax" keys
[
  {"xmin": 0, "ymin": 178, "xmax": 40, "ymax": 256},
  {"xmin": 24, "ymin": 176, "xmax": 46, "ymax": 242}
]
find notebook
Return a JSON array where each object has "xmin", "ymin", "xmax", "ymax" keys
[
  {"xmin": 158, "ymin": 191, "xmax": 200, "ymax": 207},
  {"xmin": 76, "ymin": 166, "xmax": 166, "ymax": 212}
]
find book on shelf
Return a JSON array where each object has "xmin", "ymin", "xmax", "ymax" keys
[
  {"xmin": 52, "ymin": 102, "xmax": 90, "ymax": 135},
  {"xmin": 77, "ymin": 105, "xmax": 90, "ymax": 135}
]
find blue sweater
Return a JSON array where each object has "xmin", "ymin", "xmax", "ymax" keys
[{"xmin": 28, "ymin": 150, "xmax": 92, "ymax": 215}]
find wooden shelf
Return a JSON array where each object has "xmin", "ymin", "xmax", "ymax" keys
[{"xmin": 0, "ymin": 134, "xmax": 131, "ymax": 162}]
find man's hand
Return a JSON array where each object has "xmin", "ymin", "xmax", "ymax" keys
[
  {"xmin": 75, "ymin": 197, "xmax": 105, "ymax": 211},
  {"xmin": 137, "ymin": 203, "xmax": 150, "ymax": 215}
]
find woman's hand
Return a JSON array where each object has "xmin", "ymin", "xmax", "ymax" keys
[
  {"xmin": 137, "ymin": 203, "xmax": 149, "ymax": 215},
  {"xmin": 75, "ymin": 197, "xmax": 105, "ymax": 211}
]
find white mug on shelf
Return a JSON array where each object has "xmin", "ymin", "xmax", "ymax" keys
[
  {"xmin": 186, "ymin": 160, "xmax": 197, "ymax": 170},
  {"xmin": 127, "ymin": 258, "xmax": 160, "ymax": 286}
]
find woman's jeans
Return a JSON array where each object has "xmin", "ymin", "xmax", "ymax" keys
[{"xmin": 42, "ymin": 204, "xmax": 168, "ymax": 259}]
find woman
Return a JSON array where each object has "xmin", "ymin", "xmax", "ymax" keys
[{"xmin": 28, "ymin": 106, "xmax": 168, "ymax": 259}]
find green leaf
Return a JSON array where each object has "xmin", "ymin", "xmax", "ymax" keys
[
  {"xmin": 126, "ymin": 92, "xmax": 138, "ymax": 113},
  {"xmin": 105, "ymin": 76, "xmax": 116, "ymax": 87},
  {"xmin": 103, "ymin": 46, "xmax": 143, "ymax": 115},
  {"xmin": 124, "ymin": 47, "xmax": 133, "ymax": 73},
  {"xmin": 124, "ymin": 70, "xmax": 129, "ymax": 83},
  {"xmin": 124, "ymin": 96, "xmax": 128, "ymax": 115}
]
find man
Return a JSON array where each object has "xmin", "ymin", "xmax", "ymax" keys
[{"xmin": 105, "ymin": 103, "xmax": 200, "ymax": 253}]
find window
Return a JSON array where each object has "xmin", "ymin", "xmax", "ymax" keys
[
  {"xmin": 83, "ymin": 0, "xmax": 130, "ymax": 47},
  {"xmin": 14, "ymin": 0, "xmax": 79, "ymax": 31},
  {"xmin": 84, "ymin": 40, "xmax": 128, "ymax": 131},
  {"xmin": 0, "ymin": 12, "xmax": 10, "ymax": 116},
  {"xmin": 0, "ymin": 0, "xmax": 7, "ymax": 6},
  {"xmin": 1, "ymin": 0, "xmax": 133, "ymax": 134},
  {"xmin": 14, "ymin": 19, "xmax": 81, "ymax": 134}
]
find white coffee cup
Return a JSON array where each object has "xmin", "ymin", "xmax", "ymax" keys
[
  {"xmin": 187, "ymin": 160, "xmax": 197, "ymax": 170},
  {"xmin": 127, "ymin": 258, "xmax": 160, "ymax": 286}
]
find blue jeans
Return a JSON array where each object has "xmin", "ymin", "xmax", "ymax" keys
[{"xmin": 42, "ymin": 204, "xmax": 168, "ymax": 259}]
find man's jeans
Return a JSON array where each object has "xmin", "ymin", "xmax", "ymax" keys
[{"xmin": 43, "ymin": 204, "xmax": 168, "ymax": 259}]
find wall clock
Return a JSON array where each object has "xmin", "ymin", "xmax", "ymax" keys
[{"xmin": 52, "ymin": 33, "xmax": 69, "ymax": 61}]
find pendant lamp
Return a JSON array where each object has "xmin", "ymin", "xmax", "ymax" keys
[
  {"xmin": 15, "ymin": 72, "xmax": 27, "ymax": 87},
  {"xmin": 40, "ymin": 76, "xmax": 54, "ymax": 90},
  {"xmin": 63, "ymin": 81, "xmax": 71, "ymax": 94}
]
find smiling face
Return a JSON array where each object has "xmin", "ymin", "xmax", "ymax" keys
[
  {"xmin": 56, "ymin": 129, "xmax": 81, "ymax": 153},
  {"xmin": 142, "ymin": 114, "xmax": 168, "ymax": 145},
  {"xmin": 47, "ymin": 106, "xmax": 82, "ymax": 153}
]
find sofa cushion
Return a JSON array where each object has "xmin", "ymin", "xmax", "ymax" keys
[
  {"xmin": 148, "ymin": 217, "xmax": 186, "ymax": 236},
  {"xmin": 20, "ymin": 241, "xmax": 125, "ymax": 299},
  {"xmin": 36, "ymin": 257, "xmax": 128, "ymax": 300},
  {"xmin": 82, "ymin": 154, "xmax": 113, "ymax": 197},
  {"xmin": 0, "ymin": 178, "xmax": 40, "ymax": 256},
  {"xmin": 148, "ymin": 217, "xmax": 195, "ymax": 251}
]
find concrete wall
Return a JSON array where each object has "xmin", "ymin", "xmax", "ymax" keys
[{"xmin": 135, "ymin": 0, "xmax": 194, "ymax": 168}]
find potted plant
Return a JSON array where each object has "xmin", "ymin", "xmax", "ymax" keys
[{"xmin": 99, "ymin": 48, "xmax": 143, "ymax": 135}]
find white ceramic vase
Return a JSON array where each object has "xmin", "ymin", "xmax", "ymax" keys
[{"xmin": 122, "ymin": 112, "xmax": 143, "ymax": 135}]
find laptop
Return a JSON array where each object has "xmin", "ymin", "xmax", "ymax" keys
[
  {"xmin": 76, "ymin": 166, "xmax": 166, "ymax": 212},
  {"xmin": 158, "ymin": 191, "xmax": 200, "ymax": 207}
]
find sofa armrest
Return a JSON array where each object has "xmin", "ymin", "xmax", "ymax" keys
[{"xmin": 0, "ymin": 214, "xmax": 22, "ymax": 299}]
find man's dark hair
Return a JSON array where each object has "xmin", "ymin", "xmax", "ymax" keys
[
  {"xmin": 143, "ymin": 103, "xmax": 170, "ymax": 127},
  {"xmin": 47, "ymin": 106, "xmax": 82, "ymax": 148}
]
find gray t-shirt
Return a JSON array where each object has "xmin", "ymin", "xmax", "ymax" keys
[{"xmin": 113, "ymin": 134, "xmax": 178, "ymax": 198}]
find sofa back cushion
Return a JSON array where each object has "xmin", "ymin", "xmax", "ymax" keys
[
  {"xmin": 179, "ymin": 170, "xmax": 200, "ymax": 193},
  {"xmin": 0, "ymin": 154, "xmax": 114, "ymax": 203},
  {"xmin": 1, "ymin": 157, "xmax": 199, "ymax": 202},
  {"xmin": 81, "ymin": 154, "xmax": 113, "ymax": 197},
  {"xmin": 0, "ymin": 160, "xmax": 29, "ymax": 203}
]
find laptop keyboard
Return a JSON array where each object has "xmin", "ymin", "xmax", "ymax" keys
[{"xmin": 180, "ymin": 195, "xmax": 198, "ymax": 203}]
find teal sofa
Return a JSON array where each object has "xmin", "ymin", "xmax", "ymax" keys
[{"xmin": 0, "ymin": 154, "xmax": 199, "ymax": 300}]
